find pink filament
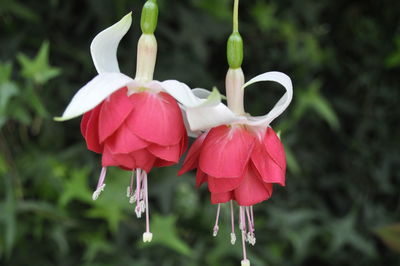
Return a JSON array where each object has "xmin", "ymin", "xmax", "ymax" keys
[
  {"xmin": 96, "ymin": 167, "xmax": 107, "ymax": 190},
  {"xmin": 230, "ymin": 200, "xmax": 235, "ymax": 234},
  {"xmin": 239, "ymin": 206, "xmax": 247, "ymax": 260}
]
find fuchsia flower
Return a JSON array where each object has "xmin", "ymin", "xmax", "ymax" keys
[
  {"xmin": 178, "ymin": 68, "xmax": 292, "ymax": 265},
  {"xmin": 179, "ymin": 124, "xmax": 285, "ymax": 206},
  {"xmin": 55, "ymin": 11, "xmax": 203, "ymax": 242}
]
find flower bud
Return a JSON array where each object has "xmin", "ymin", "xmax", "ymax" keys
[
  {"xmin": 227, "ymin": 32, "xmax": 243, "ymax": 69},
  {"xmin": 141, "ymin": 0, "xmax": 158, "ymax": 34}
]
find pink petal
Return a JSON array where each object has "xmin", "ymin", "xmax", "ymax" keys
[
  {"xmin": 153, "ymin": 158, "xmax": 175, "ymax": 168},
  {"xmin": 178, "ymin": 133, "xmax": 207, "ymax": 175},
  {"xmin": 80, "ymin": 110, "xmax": 92, "ymax": 138},
  {"xmin": 234, "ymin": 165, "xmax": 273, "ymax": 206},
  {"xmin": 195, "ymin": 169, "xmax": 207, "ymax": 188},
  {"xmin": 251, "ymin": 140, "xmax": 285, "ymax": 186},
  {"xmin": 127, "ymin": 91, "xmax": 185, "ymax": 146},
  {"xmin": 264, "ymin": 127, "xmax": 286, "ymax": 171},
  {"xmin": 106, "ymin": 123, "xmax": 148, "ymax": 154},
  {"xmin": 148, "ymin": 142, "xmax": 181, "ymax": 163},
  {"xmin": 208, "ymin": 175, "xmax": 243, "ymax": 193},
  {"xmin": 84, "ymin": 104, "xmax": 103, "ymax": 153},
  {"xmin": 199, "ymin": 125, "xmax": 255, "ymax": 178},
  {"xmin": 102, "ymin": 145, "xmax": 156, "ymax": 172},
  {"xmin": 211, "ymin": 191, "xmax": 234, "ymax": 204},
  {"xmin": 98, "ymin": 87, "xmax": 134, "ymax": 143},
  {"xmin": 130, "ymin": 149, "xmax": 156, "ymax": 173},
  {"xmin": 153, "ymin": 135, "xmax": 187, "ymax": 168}
]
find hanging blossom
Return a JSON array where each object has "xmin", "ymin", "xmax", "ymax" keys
[
  {"xmin": 177, "ymin": 1, "xmax": 293, "ymax": 264},
  {"xmin": 54, "ymin": 2, "xmax": 222, "ymax": 242}
]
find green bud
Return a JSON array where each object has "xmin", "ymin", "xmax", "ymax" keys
[
  {"xmin": 227, "ymin": 32, "xmax": 243, "ymax": 69},
  {"xmin": 140, "ymin": 0, "xmax": 158, "ymax": 34}
]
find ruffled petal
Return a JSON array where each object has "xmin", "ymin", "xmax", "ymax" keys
[
  {"xmin": 54, "ymin": 73, "xmax": 134, "ymax": 121},
  {"xmin": 148, "ymin": 142, "xmax": 181, "ymax": 163},
  {"xmin": 208, "ymin": 175, "xmax": 243, "ymax": 193},
  {"xmin": 240, "ymin": 71, "xmax": 293, "ymax": 127},
  {"xmin": 102, "ymin": 145, "xmax": 156, "ymax": 172},
  {"xmin": 264, "ymin": 127, "xmax": 286, "ymax": 171},
  {"xmin": 211, "ymin": 191, "xmax": 234, "ymax": 204},
  {"xmin": 127, "ymin": 91, "xmax": 185, "ymax": 146},
  {"xmin": 178, "ymin": 132, "xmax": 207, "ymax": 175},
  {"xmin": 106, "ymin": 123, "xmax": 149, "ymax": 154},
  {"xmin": 84, "ymin": 104, "xmax": 103, "ymax": 153},
  {"xmin": 80, "ymin": 110, "xmax": 92, "ymax": 138},
  {"xmin": 199, "ymin": 125, "xmax": 255, "ymax": 178},
  {"xmin": 98, "ymin": 87, "xmax": 135, "ymax": 142},
  {"xmin": 195, "ymin": 168, "xmax": 208, "ymax": 188},
  {"xmin": 251, "ymin": 138, "xmax": 285, "ymax": 186},
  {"xmin": 234, "ymin": 165, "xmax": 273, "ymax": 206},
  {"xmin": 90, "ymin": 12, "xmax": 132, "ymax": 74}
]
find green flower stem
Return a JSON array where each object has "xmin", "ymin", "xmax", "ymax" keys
[
  {"xmin": 227, "ymin": 0, "xmax": 243, "ymax": 69},
  {"xmin": 226, "ymin": 0, "xmax": 245, "ymax": 115}
]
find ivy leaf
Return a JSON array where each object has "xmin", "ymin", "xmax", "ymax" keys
[
  {"xmin": 140, "ymin": 214, "xmax": 192, "ymax": 256},
  {"xmin": 17, "ymin": 41, "xmax": 61, "ymax": 85}
]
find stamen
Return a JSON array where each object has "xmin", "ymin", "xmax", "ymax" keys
[
  {"xmin": 92, "ymin": 167, "xmax": 107, "ymax": 200},
  {"xmin": 129, "ymin": 195, "xmax": 135, "ymax": 204},
  {"xmin": 239, "ymin": 206, "xmax": 249, "ymax": 265},
  {"xmin": 230, "ymin": 200, "xmax": 236, "ymax": 244},
  {"xmin": 250, "ymin": 206, "xmax": 254, "ymax": 228},
  {"xmin": 142, "ymin": 170, "xmax": 152, "ymax": 242},
  {"xmin": 241, "ymin": 259, "xmax": 250, "ymax": 266},
  {"xmin": 212, "ymin": 204, "xmax": 221, "ymax": 237},
  {"xmin": 245, "ymin": 207, "xmax": 256, "ymax": 245},
  {"xmin": 135, "ymin": 168, "xmax": 142, "ymax": 218}
]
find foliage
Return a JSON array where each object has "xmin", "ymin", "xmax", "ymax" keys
[{"xmin": 1, "ymin": 0, "xmax": 399, "ymax": 265}]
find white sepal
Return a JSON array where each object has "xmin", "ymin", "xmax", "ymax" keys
[
  {"xmin": 160, "ymin": 80, "xmax": 203, "ymax": 108},
  {"xmin": 90, "ymin": 12, "xmax": 132, "ymax": 74},
  {"xmin": 160, "ymin": 80, "xmax": 238, "ymax": 131},
  {"xmin": 185, "ymin": 103, "xmax": 237, "ymax": 131},
  {"xmin": 54, "ymin": 73, "xmax": 134, "ymax": 121},
  {"xmin": 241, "ymin": 71, "xmax": 293, "ymax": 126}
]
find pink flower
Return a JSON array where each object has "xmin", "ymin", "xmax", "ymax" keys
[
  {"xmin": 176, "ymin": 69, "xmax": 292, "ymax": 261},
  {"xmin": 81, "ymin": 87, "xmax": 187, "ymax": 173},
  {"xmin": 55, "ymin": 12, "xmax": 200, "ymax": 242},
  {"xmin": 179, "ymin": 125, "xmax": 285, "ymax": 206}
]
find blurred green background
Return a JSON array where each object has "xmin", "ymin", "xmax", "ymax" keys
[{"xmin": 1, "ymin": 0, "xmax": 399, "ymax": 265}]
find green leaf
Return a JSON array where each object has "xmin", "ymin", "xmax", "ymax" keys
[
  {"xmin": 285, "ymin": 145, "xmax": 301, "ymax": 174},
  {"xmin": 2, "ymin": 174, "xmax": 16, "ymax": 258},
  {"xmin": 17, "ymin": 41, "xmax": 61, "ymax": 85},
  {"xmin": 59, "ymin": 167, "xmax": 93, "ymax": 207},
  {"xmin": 295, "ymin": 80, "xmax": 340, "ymax": 130},
  {"xmin": 86, "ymin": 168, "xmax": 131, "ymax": 232},
  {"xmin": 374, "ymin": 223, "xmax": 400, "ymax": 253},
  {"xmin": 79, "ymin": 231, "xmax": 113, "ymax": 262},
  {"xmin": 140, "ymin": 214, "xmax": 192, "ymax": 256}
]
